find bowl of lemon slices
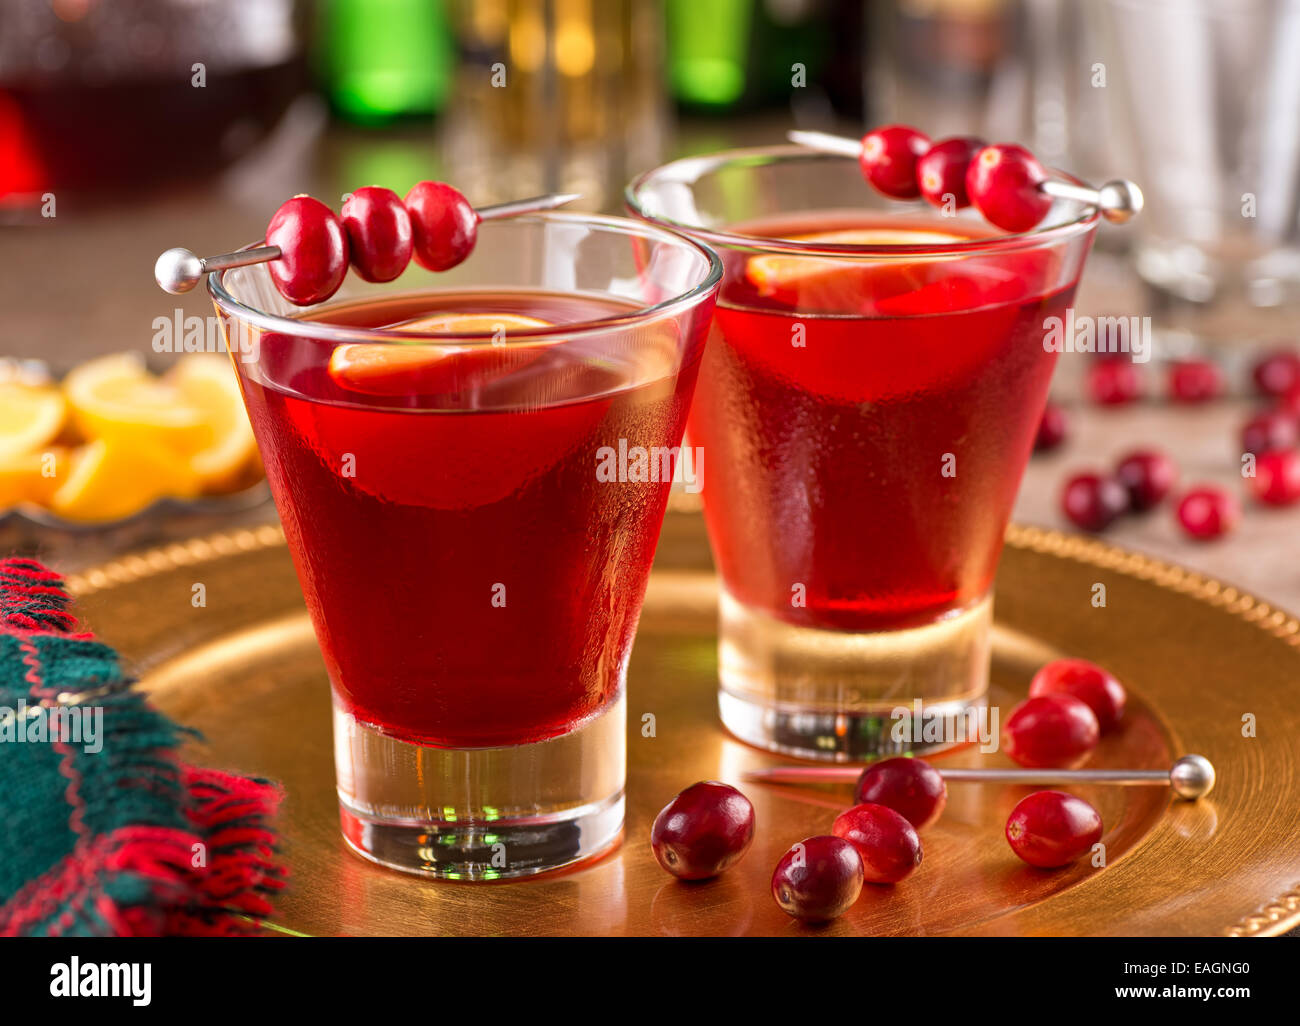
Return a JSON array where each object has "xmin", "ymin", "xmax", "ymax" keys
[{"xmin": 0, "ymin": 352, "xmax": 267, "ymax": 530}]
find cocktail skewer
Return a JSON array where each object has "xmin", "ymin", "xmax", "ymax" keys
[
  {"xmin": 742, "ymin": 754, "xmax": 1216, "ymax": 799},
  {"xmin": 154, "ymin": 192, "xmax": 583, "ymax": 295},
  {"xmin": 786, "ymin": 129, "xmax": 1144, "ymax": 224}
]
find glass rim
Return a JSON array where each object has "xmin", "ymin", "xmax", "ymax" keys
[
  {"xmin": 207, "ymin": 211, "xmax": 723, "ymax": 346},
  {"xmin": 624, "ymin": 143, "xmax": 1102, "ymax": 258}
]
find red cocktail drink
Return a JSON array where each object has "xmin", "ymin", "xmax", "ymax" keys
[
  {"xmin": 211, "ymin": 213, "xmax": 720, "ymax": 876},
  {"xmin": 240, "ymin": 291, "xmax": 699, "ymax": 749},
  {"xmin": 628, "ymin": 148, "xmax": 1098, "ymax": 759},
  {"xmin": 695, "ymin": 215, "xmax": 1069, "ymax": 633}
]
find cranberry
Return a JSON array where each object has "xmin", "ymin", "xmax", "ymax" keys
[
  {"xmin": 341, "ymin": 186, "xmax": 413, "ymax": 283},
  {"xmin": 650, "ymin": 781, "xmax": 755, "ymax": 880},
  {"xmin": 965, "ymin": 143, "xmax": 1051, "ymax": 233},
  {"xmin": 859, "ymin": 124, "xmax": 931, "ymax": 200},
  {"xmin": 1002, "ymin": 694, "xmax": 1100, "ymax": 769},
  {"xmin": 771, "ymin": 836, "xmax": 863, "ymax": 923},
  {"xmin": 1114, "ymin": 448, "xmax": 1177, "ymax": 511},
  {"xmin": 1086, "ymin": 360, "xmax": 1145, "ymax": 405},
  {"xmin": 1241, "ymin": 409, "xmax": 1298, "ymax": 455},
  {"xmin": 1176, "ymin": 485, "xmax": 1240, "ymax": 540},
  {"xmin": 916, "ymin": 136, "xmax": 984, "ymax": 209},
  {"xmin": 831, "ymin": 803, "xmax": 922, "ymax": 885},
  {"xmin": 1278, "ymin": 384, "xmax": 1300, "ymax": 417},
  {"xmin": 405, "ymin": 180, "xmax": 479, "ymax": 272},
  {"xmin": 1005, "ymin": 790, "xmax": 1103, "ymax": 868},
  {"xmin": 1168, "ymin": 359, "xmax": 1223, "ymax": 403},
  {"xmin": 1250, "ymin": 449, "xmax": 1300, "ymax": 506},
  {"xmin": 1028, "ymin": 658, "xmax": 1127, "ymax": 733},
  {"xmin": 1251, "ymin": 348, "xmax": 1300, "ymax": 397},
  {"xmin": 265, "ymin": 195, "xmax": 349, "ymax": 305},
  {"xmin": 1034, "ymin": 402, "xmax": 1068, "ymax": 452},
  {"xmin": 1061, "ymin": 471, "xmax": 1128, "ymax": 531},
  {"xmin": 853, "ymin": 757, "xmax": 947, "ymax": 829}
]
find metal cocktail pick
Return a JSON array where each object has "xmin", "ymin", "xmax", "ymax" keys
[
  {"xmin": 785, "ymin": 130, "xmax": 1144, "ymax": 225},
  {"xmin": 742, "ymin": 754, "xmax": 1217, "ymax": 800},
  {"xmin": 154, "ymin": 192, "xmax": 583, "ymax": 295}
]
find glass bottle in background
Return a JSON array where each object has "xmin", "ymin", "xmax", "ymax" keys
[
  {"xmin": 439, "ymin": 0, "xmax": 666, "ymax": 210},
  {"xmin": 316, "ymin": 0, "xmax": 456, "ymax": 123},
  {"xmin": 665, "ymin": 0, "xmax": 859, "ymax": 118}
]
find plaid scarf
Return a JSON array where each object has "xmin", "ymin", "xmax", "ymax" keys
[{"xmin": 0, "ymin": 557, "xmax": 285, "ymax": 936}]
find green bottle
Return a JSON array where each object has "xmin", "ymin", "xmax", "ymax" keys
[{"xmin": 317, "ymin": 0, "xmax": 455, "ymax": 123}]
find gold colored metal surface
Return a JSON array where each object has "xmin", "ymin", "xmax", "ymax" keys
[{"xmin": 67, "ymin": 516, "xmax": 1300, "ymax": 936}]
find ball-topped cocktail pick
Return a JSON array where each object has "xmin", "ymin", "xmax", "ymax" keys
[
  {"xmin": 155, "ymin": 191, "xmax": 583, "ymax": 297},
  {"xmin": 742, "ymin": 754, "xmax": 1217, "ymax": 800},
  {"xmin": 786, "ymin": 129, "xmax": 1143, "ymax": 229}
]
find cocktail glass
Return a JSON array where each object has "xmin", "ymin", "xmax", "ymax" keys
[
  {"xmin": 628, "ymin": 146, "xmax": 1098, "ymax": 760},
  {"xmin": 209, "ymin": 213, "xmax": 721, "ymax": 877}
]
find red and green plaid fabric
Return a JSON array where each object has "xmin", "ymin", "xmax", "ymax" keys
[{"xmin": 0, "ymin": 557, "xmax": 285, "ymax": 936}]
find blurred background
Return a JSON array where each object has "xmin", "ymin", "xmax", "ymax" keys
[{"xmin": 2, "ymin": 0, "xmax": 1300, "ymax": 612}]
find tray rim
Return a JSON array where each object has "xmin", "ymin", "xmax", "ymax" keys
[{"xmin": 63, "ymin": 521, "xmax": 1300, "ymax": 937}]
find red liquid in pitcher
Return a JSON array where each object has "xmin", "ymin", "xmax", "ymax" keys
[
  {"xmin": 234, "ymin": 290, "xmax": 704, "ymax": 747},
  {"xmin": 690, "ymin": 214, "xmax": 1085, "ymax": 632}
]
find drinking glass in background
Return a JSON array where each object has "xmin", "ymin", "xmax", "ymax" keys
[
  {"xmin": 629, "ymin": 147, "xmax": 1098, "ymax": 760},
  {"xmin": 210, "ymin": 214, "xmax": 721, "ymax": 878},
  {"xmin": 1102, "ymin": 0, "xmax": 1300, "ymax": 351}
]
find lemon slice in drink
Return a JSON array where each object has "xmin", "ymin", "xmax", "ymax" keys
[
  {"xmin": 329, "ymin": 313, "xmax": 552, "ymax": 396},
  {"xmin": 63, "ymin": 353, "xmax": 208, "ymax": 456},
  {"xmin": 745, "ymin": 228, "xmax": 968, "ymax": 296},
  {"xmin": 167, "ymin": 354, "xmax": 257, "ymax": 490},
  {"xmin": 0, "ymin": 383, "xmax": 66, "ymax": 460}
]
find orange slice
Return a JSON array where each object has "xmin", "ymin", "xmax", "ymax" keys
[
  {"xmin": 62, "ymin": 353, "xmax": 208, "ymax": 456},
  {"xmin": 0, "ymin": 383, "xmax": 66, "ymax": 460},
  {"xmin": 49, "ymin": 438, "xmax": 199, "ymax": 523},
  {"xmin": 328, "ymin": 313, "xmax": 552, "ymax": 397},
  {"xmin": 167, "ymin": 354, "xmax": 258, "ymax": 491},
  {"xmin": 745, "ymin": 228, "xmax": 968, "ymax": 297}
]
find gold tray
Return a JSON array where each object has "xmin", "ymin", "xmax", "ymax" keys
[{"xmin": 67, "ymin": 517, "xmax": 1300, "ymax": 937}]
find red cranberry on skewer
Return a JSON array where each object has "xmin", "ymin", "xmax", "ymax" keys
[
  {"xmin": 1176, "ymin": 485, "xmax": 1240, "ymax": 540},
  {"xmin": 859, "ymin": 125, "xmax": 931, "ymax": 200},
  {"xmin": 1240, "ymin": 409, "xmax": 1299, "ymax": 455},
  {"xmin": 1168, "ymin": 359, "xmax": 1223, "ymax": 403},
  {"xmin": 405, "ymin": 180, "xmax": 479, "ymax": 272},
  {"xmin": 771, "ymin": 836, "xmax": 864, "ymax": 923},
  {"xmin": 1087, "ymin": 360, "xmax": 1145, "ymax": 405},
  {"xmin": 1029, "ymin": 658, "xmax": 1127, "ymax": 733},
  {"xmin": 916, "ymin": 136, "xmax": 985, "ymax": 209},
  {"xmin": 1251, "ymin": 348, "xmax": 1300, "ymax": 398},
  {"xmin": 1034, "ymin": 402, "xmax": 1068, "ymax": 452},
  {"xmin": 1061, "ymin": 471, "xmax": 1128, "ymax": 531},
  {"xmin": 650, "ymin": 781, "xmax": 755, "ymax": 881},
  {"xmin": 854, "ymin": 757, "xmax": 947, "ymax": 830},
  {"xmin": 965, "ymin": 144, "xmax": 1052, "ymax": 233},
  {"xmin": 1002, "ymin": 694, "xmax": 1100, "ymax": 769},
  {"xmin": 832, "ymin": 803, "xmax": 923, "ymax": 884},
  {"xmin": 1250, "ymin": 449, "xmax": 1300, "ymax": 507},
  {"xmin": 264, "ymin": 195, "xmax": 349, "ymax": 305},
  {"xmin": 341, "ymin": 186, "xmax": 413, "ymax": 283},
  {"xmin": 1005, "ymin": 790, "xmax": 1103, "ymax": 869},
  {"xmin": 1114, "ymin": 448, "xmax": 1177, "ymax": 511}
]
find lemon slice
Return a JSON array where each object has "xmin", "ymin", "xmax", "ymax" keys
[
  {"xmin": 329, "ymin": 313, "xmax": 552, "ymax": 395},
  {"xmin": 0, "ymin": 447, "xmax": 68, "ymax": 508},
  {"xmin": 746, "ymin": 228, "xmax": 968, "ymax": 295},
  {"xmin": 0, "ymin": 383, "xmax": 66, "ymax": 460},
  {"xmin": 63, "ymin": 353, "xmax": 208, "ymax": 456},
  {"xmin": 167, "ymin": 354, "xmax": 257, "ymax": 491},
  {"xmin": 50, "ymin": 438, "xmax": 200, "ymax": 523}
]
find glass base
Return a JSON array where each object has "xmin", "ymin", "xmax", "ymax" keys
[
  {"xmin": 334, "ymin": 693, "xmax": 625, "ymax": 880},
  {"xmin": 717, "ymin": 588, "xmax": 992, "ymax": 761}
]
